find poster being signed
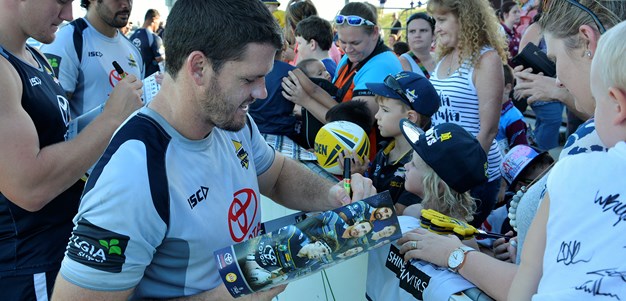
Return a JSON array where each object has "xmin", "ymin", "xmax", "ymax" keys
[{"xmin": 214, "ymin": 191, "xmax": 401, "ymax": 298}]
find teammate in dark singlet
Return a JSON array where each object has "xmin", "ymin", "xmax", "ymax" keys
[{"xmin": 0, "ymin": 1, "xmax": 143, "ymax": 300}]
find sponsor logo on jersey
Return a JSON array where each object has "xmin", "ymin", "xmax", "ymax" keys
[
  {"xmin": 57, "ymin": 95, "xmax": 70, "ymax": 127},
  {"xmin": 66, "ymin": 218, "xmax": 129, "ymax": 273},
  {"xmin": 127, "ymin": 54, "xmax": 138, "ymax": 68},
  {"xmin": 187, "ymin": 185, "xmax": 209, "ymax": 209},
  {"xmin": 232, "ymin": 140, "xmax": 250, "ymax": 169},
  {"xmin": 45, "ymin": 54, "xmax": 61, "ymax": 78},
  {"xmin": 28, "ymin": 76, "xmax": 41, "ymax": 87},
  {"xmin": 88, "ymin": 51, "xmax": 103, "ymax": 57},
  {"xmin": 229, "ymin": 188, "xmax": 261, "ymax": 242},
  {"xmin": 132, "ymin": 38, "xmax": 142, "ymax": 48},
  {"xmin": 109, "ymin": 68, "xmax": 124, "ymax": 87}
]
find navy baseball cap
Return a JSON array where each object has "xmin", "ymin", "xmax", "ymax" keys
[
  {"xmin": 400, "ymin": 119, "xmax": 488, "ymax": 193},
  {"xmin": 366, "ymin": 71, "xmax": 440, "ymax": 117}
]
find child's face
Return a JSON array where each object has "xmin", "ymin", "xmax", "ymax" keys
[
  {"xmin": 375, "ymin": 98, "xmax": 409, "ymax": 138},
  {"xmin": 591, "ymin": 59, "xmax": 618, "ymax": 147},
  {"xmin": 404, "ymin": 152, "xmax": 428, "ymax": 197},
  {"xmin": 304, "ymin": 61, "xmax": 331, "ymax": 81},
  {"xmin": 295, "ymin": 36, "xmax": 312, "ymax": 61}
]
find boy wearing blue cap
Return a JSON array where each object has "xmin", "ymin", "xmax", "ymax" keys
[{"xmin": 358, "ymin": 71, "xmax": 440, "ymax": 214}]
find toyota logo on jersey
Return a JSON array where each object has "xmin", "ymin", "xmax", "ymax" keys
[{"xmin": 228, "ymin": 188, "xmax": 261, "ymax": 242}]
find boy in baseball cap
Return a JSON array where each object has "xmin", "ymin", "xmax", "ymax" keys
[
  {"xmin": 347, "ymin": 71, "xmax": 440, "ymax": 214},
  {"xmin": 400, "ymin": 119, "xmax": 488, "ymax": 221}
]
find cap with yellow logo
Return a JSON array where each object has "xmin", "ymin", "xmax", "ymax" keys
[{"xmin": 400, "ymin": 119, "xmax": 488, "ymax": 193}]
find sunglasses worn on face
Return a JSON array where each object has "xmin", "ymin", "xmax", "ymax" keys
[
  {"xmin": 335, "ymin": 15, "xmax": 375, "ymax": 27},
  {"xmin": 384, "ymin": 75, "xmax": 411, "ymax": 104}
]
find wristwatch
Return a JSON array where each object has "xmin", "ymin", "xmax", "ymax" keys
[{"xmin": 447, "ymin": 246, "xmax": 475, "ymax": 273}]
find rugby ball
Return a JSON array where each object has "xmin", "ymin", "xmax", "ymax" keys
[{"xmin": 314, "ymin": 121, "xmax": 370, "ymax": 175}]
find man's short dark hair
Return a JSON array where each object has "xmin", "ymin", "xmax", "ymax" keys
[
  {"xmin": 80, "ymin": 0, "xmax": 89, "ymax": 9},
  {"xmin": 325, "ymin": 100, "xmax": 373, "ymax": 134},
  {"xmin": 164, "ymin": 0, "xmax": 283, "ymax": 78},
  {"xmin": 295, "ymin": 16, "xmax": 333, "ymax": 51},
  {"xmin": 145, "ymin": 9, "xmax": 160, "ymax": 21}
]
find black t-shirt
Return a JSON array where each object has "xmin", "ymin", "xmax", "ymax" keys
[{"xmin": 369, "ymin": 141, "xmax": 421, "ymax": 207}]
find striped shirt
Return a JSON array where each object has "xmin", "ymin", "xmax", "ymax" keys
[{"xmin": 430, "ymin": 48, "xmax": 502, "ymax": 181}]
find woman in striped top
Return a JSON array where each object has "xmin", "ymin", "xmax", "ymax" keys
[{"xmin": 426, "ymin": 0, "xmax": 509, "ymax": 227}]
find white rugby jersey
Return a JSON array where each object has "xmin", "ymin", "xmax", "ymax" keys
[{"xmin": 41, "ymin": 18, "xmax": 143, "ymax": 118}]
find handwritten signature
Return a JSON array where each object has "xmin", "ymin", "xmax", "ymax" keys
[
  {"xmin": 574, "ymin": 268, "xmax": 626, "ymax": 300},
  {"xmin": 557, "ymin": 240, "xmax": 591, "ymax": 265},
  {"xmin": 594, "ymin": 192, "xmax": 626, "ymax": 227}
]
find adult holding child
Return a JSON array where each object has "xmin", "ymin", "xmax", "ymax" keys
[
  {"xmin": 399, "ymin": 13, "xmax": 437, "ymax": 78},
  {"xmin": 395, "ymin": 1, "xmax": 625, "ymax": 300},
  {"xmin": 427, "ymin": 0, "xmax": 508, "ymax": 227},
  {"xmin": 282, "ymin": 2, "xmax": 403, "ymax": 158}
]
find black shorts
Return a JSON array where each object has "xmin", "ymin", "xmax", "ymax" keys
[{"xmin": 0, "ymin": 270, "xmax": 58, "ymax": 301}]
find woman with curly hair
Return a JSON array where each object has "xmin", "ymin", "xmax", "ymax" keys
[{"xmin": 427, "ymin": 0, "xmax": 508, "ymax": 228}]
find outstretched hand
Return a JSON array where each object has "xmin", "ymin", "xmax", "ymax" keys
[
  {"xmin": 337, "ymin": 151, "xmax": 369, "ymax": 175},
  {"xmin": 281, "ymin": 69, "xmax": 316, "ymax": 105}
]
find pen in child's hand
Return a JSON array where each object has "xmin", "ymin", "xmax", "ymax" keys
[
  {"xmin": 112, "ymin": 61, "xmax": 125, "ymax": 79},
  {"xmin": 343, "ymin": 157, "xmax": 351, "ymax": 197}
]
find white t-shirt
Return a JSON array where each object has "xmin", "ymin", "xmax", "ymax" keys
[{"xmin": 536, "ymin": 142, "xmax": 626, "ymax": 300}]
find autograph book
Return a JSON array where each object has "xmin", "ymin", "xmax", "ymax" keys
[{"xmin": 214, "ymin": 191, "xmax": 401, "ymax": 298}]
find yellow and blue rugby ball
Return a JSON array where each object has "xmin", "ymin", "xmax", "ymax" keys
[{"xmin": 314, "ymin": 121, "xmax": 370, "ymax": 175}]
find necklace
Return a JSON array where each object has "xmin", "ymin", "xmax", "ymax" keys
[
  {"xmin": 508, "ymin": 161, "xmax": 556, "ymax": 232},
  {"xmin": 446, "ymin": 51, "xmax": 457, "ymax": 76},
  {"xmin": 508, "ymin": 187, "xmax": 526, "ymax": 232}
]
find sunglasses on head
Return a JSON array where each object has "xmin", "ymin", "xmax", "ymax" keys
[
  {"xmin": 544, "ymin": 0, "xmax": 606, "ymax": 33},
  {"xmin": 335, "ymin": 15, "xmax": 375, "ymax": 27},
  {"xmin": 384, "ymin": 75, "xmax": 411, "ymax": 104},
  {"xmin": 400, "ymin": 119, "xmax": 424, "ymax": 145}
]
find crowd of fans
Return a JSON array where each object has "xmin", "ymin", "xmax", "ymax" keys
[{"xmin": 1, "ymin": 0, "xmax": 625, "ymax": 300}]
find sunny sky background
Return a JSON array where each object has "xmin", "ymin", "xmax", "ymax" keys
[{"xmin": 71, "ymin": 0, "xmax": 423, "ymax": 28}]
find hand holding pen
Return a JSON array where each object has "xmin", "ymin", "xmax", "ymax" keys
[
  {"xmin": 100, "ymin": 61, "xmax": 143, "ymax": 123},
  {"xmin": 112, "ymin": 61, "xmax": 126, "ymax": 79}
]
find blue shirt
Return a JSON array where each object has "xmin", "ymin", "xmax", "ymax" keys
[
  {"xmin": 130, "ymin": 28, "xmax": 163, "ymax": 77},
  {"xmin": 249, "ymin": 60, "xmax": 297, "ymax": 135}
]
